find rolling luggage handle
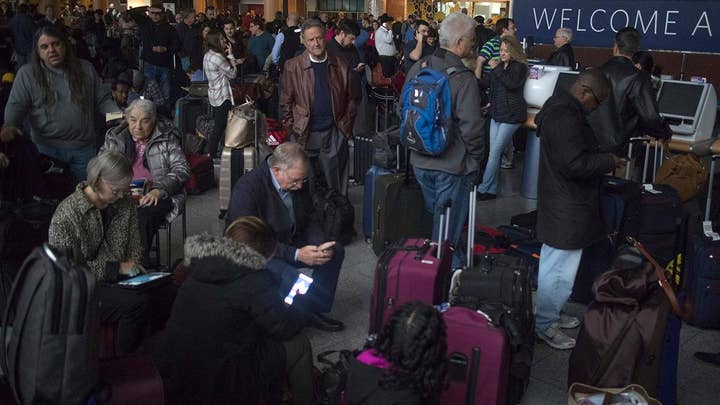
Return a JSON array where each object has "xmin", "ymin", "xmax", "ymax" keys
[
  {"xmin": 626, "ymin": 236, "xmax": 693, "ymax": 320},
  {"xmin": 626, "ymin": 136, "xmax": 665, "ymax": 182},
  {"xmin": 467, "ymin": 186, "xmax": 478, "ymax": 268},
  {"xmin": 437, "ymin": 201, "xmax": 452, "ymax": 260}
]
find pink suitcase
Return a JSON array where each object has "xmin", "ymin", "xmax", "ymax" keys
[
  {"xmin": 369, "ymin": 205, "xmax": 453, "ymax": 334},
  {"xmin": 440, "ymin": 306, "xmax": 510, "ymax": 405}
]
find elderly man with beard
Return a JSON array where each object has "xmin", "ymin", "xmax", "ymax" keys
[
  {"xmin": 2, "ymin": 25, "xmax": 120, "ymax": 180},
  {"xmin": 280, "ymin": 18, "xmax": 357, "ymax": 195}
]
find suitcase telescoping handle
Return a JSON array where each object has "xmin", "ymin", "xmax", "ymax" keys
[
  {"xmin": 437, "ymin": 200, "xmax": 452, "ymax": 260},
  {"xmin": 467, "ymin": 185, "xmax": 477, "ymax": 268},
  {"xmin": 703, "ymin": 154, "xmax": 720, "ymax": 240},
  {"xmin": 626, "ymin": 136, "xmax": 664, "ymax": 182}
]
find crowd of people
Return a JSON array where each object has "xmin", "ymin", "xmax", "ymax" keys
[{"xmin": 0, "ymin": 1, "xmax": 685, "ymax": 402}]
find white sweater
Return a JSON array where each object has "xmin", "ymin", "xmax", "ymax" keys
[{"xmin": 374, "ymin": 26, "xmax": 396, "ymax": 56}]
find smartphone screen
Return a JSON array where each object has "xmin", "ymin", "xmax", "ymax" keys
[{"xmin": 284, "ymin": 274, "xmax": 314, "ymax": 305}]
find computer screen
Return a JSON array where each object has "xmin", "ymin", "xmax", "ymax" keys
[
  {"xmin": 658, "ymin": 81, "xmax": 705, "ymax": 118},
  {"xmin": 553, "ymin": 71, "xmax": 579, "ymax": 95}
]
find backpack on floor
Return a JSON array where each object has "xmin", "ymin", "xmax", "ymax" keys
[
  {"xmin": 399, "ymin": 59, "xmax": 460, "ymax": 156},
  {"xmin": 0, "ymin": 245, "xmax": 99, "ymax": 404}
]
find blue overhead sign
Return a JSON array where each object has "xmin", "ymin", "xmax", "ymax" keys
[{"xmin": 512, "ymin": 0, "xmax": 719, "ymax": 53}]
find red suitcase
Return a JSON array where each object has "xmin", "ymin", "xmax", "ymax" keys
[
  {"xmin": 368, "ymin": 205, "xmax": 453, "ymax": 334},
  {"xmin": 441, "ymin": 306, "xmax": 510, "ymax": 405},
  {"xmin": 184, "ymin": 153, "xmax": 215, "ymax": 194}
]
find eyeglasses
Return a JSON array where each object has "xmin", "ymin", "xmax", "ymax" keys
[
  {"xmin": 288, "ymin": 177, "xmax": 309, "ymax": 188},
  {"xmin": 103, "ymin": 180, "xmax": 130, "ymax": 196}
]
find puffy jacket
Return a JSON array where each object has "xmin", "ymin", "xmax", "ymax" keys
[
  {"xmin": 535, "ymin": 91, "xmax": 616, "ymax": 250},
  {"xmin": 589, "ymin": 56, "xmax": 671, "ymax": 152},
  {"xmin": 546, "ymin": 43, "xmax": 575, "ymax": 68},
  {"xmin": 488, "ymin": 60, "xmax": 528, "ymax": 124},
  {"xmin": 280, "ymin": 50, "xmax": 357, "ymax": 143},
  {"xmin": 101, "ymin": 118, "xmax": 190, "ymax": 222},
  {"xmin": 160, "ymin": 234, "xmax": 305, "ymax": 404}
]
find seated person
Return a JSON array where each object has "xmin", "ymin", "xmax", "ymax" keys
[
  {"xmin": 48, "ymin": 152, "xmax": 147, "ymax": 355},
  {"xmin": 225, "ymin": 143, "xmax": 345, "ymax": 332},
  {"xmin": 127, "ymin": 69, "xmax": 167, "ymax": 115},
  {"xmin": 110, "ymin": 74, "xmax": 131, "ymax": 109},
  {"xmin": 100, "ymin": 98, "xmax": 190, "ymax": 267},
  {"xmin": 160, "ymin": 216, "xmax": 314, "ymax": 405},
  {"xmin": 346, "ymin": 301, "xmax": 448, "ymax": 404}
]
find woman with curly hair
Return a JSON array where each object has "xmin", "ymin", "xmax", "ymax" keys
[{"xmin": 346, "ymin": 301, "xmax": 448, "ymax": 404}]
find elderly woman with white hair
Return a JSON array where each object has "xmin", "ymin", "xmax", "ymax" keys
[
  {"xmin": 547, "ymin": 27, "xmax": 575, "ymax": 68},
  {"xmin": 49, "ymin": 152, "xmax": 148, "ymax": 354},
  {"xmin": 101, "ymin": 98, "xmax": 190, "ymax": 266}
]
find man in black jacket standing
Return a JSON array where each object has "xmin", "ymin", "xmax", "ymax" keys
[
  {"xmin": 589, "ymin": 27, "xmax": 671, "ymax": 152},
  {"xmin": 132, "ymin": 3, "xmax": 179, "ymax": 107},
  {"xmin": 225, "ymin": 143, "xmax": 345, "ymax": 332},
  {"xmin": 534, "ymin": 69, "xmax": 626, "ymax": 350},
  {"xmin": 546, "ymin": 27, "xmax": 574, "ymax": 68}
]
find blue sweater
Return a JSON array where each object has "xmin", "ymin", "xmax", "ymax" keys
[{"xmin": 309, "ymin": 60, "xmax": 334, "ymax": 132}]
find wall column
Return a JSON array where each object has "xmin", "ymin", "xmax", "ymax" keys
[{"xmin": 263, "ymin": 0, "xmax": 277, "ymax": 18}]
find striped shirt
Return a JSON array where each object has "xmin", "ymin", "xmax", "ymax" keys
[
  {"xmin": 479, "ymin": 36, "xmax": 501, "ymax": 77},
  {"xmin": 203, "ymin": 49, "xmax": 236, "ymax": 107}
]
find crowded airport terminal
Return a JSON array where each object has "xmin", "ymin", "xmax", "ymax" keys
[{"xmin": 1, "ymin": 0, "xmax": 720, "ymax": 403}]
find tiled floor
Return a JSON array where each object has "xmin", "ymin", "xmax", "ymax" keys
[{"xmin": 165, "ymin": 150, "xmax": 720, "ymax": 405}]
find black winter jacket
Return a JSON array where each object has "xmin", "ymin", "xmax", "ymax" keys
[
  {"xmin": 345, "ymin": 356, "xmax": 424, "ymax": 405},
  {"xmin": 546, "ymin": 43, "xmax": 575, "ymax": 68},
  {"xmin": 535, "ymin": 91, "xmax": 616, "ymax": 250},
  {"xmin": 131, "ymin": 7, "xmax": 179, "ymax": 68},
  {"xmin": 160, "ymin": 234, "xmax": 305, "ymax": 404},
  {"xmin": 488, "ymin": 60, "xmax": 528, "ymax": 124},
  {"xmin": 588, "ymin": 56, "xmax": 671, "ymax": 152},
  {"xmin": 225, "ymin": 160, "xmax": 326, "ymax": 262}
]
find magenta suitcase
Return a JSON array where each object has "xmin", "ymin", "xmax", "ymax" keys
[
  {"xmin": 440, "ymin": 306, "xmax": 510, "ymax": 405},
  {"xmin": 368, "ymin": 205, "xmax": 453, "ymax": 334}
]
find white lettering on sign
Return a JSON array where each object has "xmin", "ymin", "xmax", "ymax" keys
[
  {"xmin": 664, "ymin": 10, "xmax": 679, "ymax": 35},
  {"xmin": 533, "ymin": 7, "xmax": 557, "ymax": 29},
  {"xmin": 610, "ymin": 9, "xmax": 630, "ymax": 32},
  {"xmin": 635, "ymin": 10, "xmax": 658, "ymax": 35},
  {"xmin": 529, "ymin": 7, "xmax": 714, "ymax": 39},
  {"xmin": 561, "ymin": 8, "xmax": 572, "ymax": 27},
  {"xmin": 590, "ymin": 9, "xmax": 607, "ymax": 33},
  {"xmin": 692, "ymin": 11, "xmax": 712, "ymax": 37},
  {"xmin": 576, "ymin": 9, "xmax": 587, "ymax": 32}
]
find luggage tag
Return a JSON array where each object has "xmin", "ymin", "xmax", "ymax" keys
[
  {"xmin": 642, "ymin": 184, "xmax": 662, "ymax": 194},
  {"xmin": 702, "ymin": 220, "xmax": 720, "ymax": 241}
]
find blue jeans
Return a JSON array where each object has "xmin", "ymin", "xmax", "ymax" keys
[
  {"xmin": 266, "ymin": 243, "xmax": 345, "ymax": 314},
  {"xmin": 143, "ymin": 62, "xmax": 170, "ymax": 105},
  {"xmin": 478, "ymin": 119, "xmax": 521, "ymax": 195},
  {"xmin": 36, "ymin": 143, "xmax": 96, "ymax": 181},
  {"xmin": 535, "ymin": 244, "xmax": 583, "ymax": 332},
  {"xmin": 413, "ymin": 166, "xmax": 474, "ymax": 269}
]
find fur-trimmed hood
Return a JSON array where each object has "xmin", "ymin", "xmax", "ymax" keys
[{"xmin": 183, "ymin": 234, "xmax": 268, "ymax": 283}]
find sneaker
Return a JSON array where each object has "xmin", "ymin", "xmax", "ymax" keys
[
  {"xmin": 559, "ymin": 314, "xmax": 580, "ymax": 329},
  {"xmin": 537, "ymin": 324, "xmax": 576, "ymax": 350}
]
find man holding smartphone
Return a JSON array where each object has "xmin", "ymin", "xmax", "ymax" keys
[
  {"xmin": 225, "ymin": 143, "xmax": 346, "ymax": 332},
  {"xmin": 327, "ymin": 18, "xmax": 364, "ymax": 106},
  {"xmin": 401, "ymin": 19, "xmax": 435, "ymax": 73}
]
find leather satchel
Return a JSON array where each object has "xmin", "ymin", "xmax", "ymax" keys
[
  {"xmin": 655, "ymin": 153, "xmax": 708, "ymax": 202},
  {"xmin": 224, "ymin": 97, "xmax": 257, "ymax": 149}
]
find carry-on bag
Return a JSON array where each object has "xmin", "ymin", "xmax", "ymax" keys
[
  {"xmin": 174, "ymin": 95, "xmax": 209, "ymax": 141},
  {"xmin": 1, "ymin": 245, "xmax": 98, "ymax": 404},
  {"xmin": 184, "ymin": 153, "xmax": 215, "ymax": 195},
  {"xmin": 352, "ymin": 134, "xmax": 373, "ymax": 184},
  {"xmin": 362, "ymin": 166, "xmax": 393, "ymax": 239},
  {"xmin": 371, "ymin": 156, "xmax": 433, "ymax": 255},
  {"xmin": 369, "ymin": 204, "xmax": 453, "ymax": 334},
  {"xmin": 448, "ymin": 186, "xmax": 534, "ymax": 405},
  {"xmin": 312, "ymin": 185, "xmax": 356, "ymax": 246},
  {"xmin": 440, "ymin": 306, "xmax": 510, "ymax": 405},
  {"xmin": 218, "ymin": 146, "xmax": 256, "ymax": 218}
]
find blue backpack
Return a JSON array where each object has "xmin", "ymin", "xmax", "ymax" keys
[{"xmin": 400, "ymin": 65, "xmax": 458, "ymax": 156}]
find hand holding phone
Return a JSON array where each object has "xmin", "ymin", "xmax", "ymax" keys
[
  {"xmin": 318, "ymin": 241, "xmax": 336, "ymax": 251},
  {"xmin": 284, "ymin": 274, "xmax": 313, "ymax": 305}
]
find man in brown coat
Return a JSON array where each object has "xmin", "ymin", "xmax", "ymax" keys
[{"xmin": 280, "ymin": 18, "xmax": 357, "ymax": 195}]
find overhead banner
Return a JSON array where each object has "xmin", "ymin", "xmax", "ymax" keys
[{"xmin": 512, "ymin": 0, "xmax": 718, "ymax": 53}]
